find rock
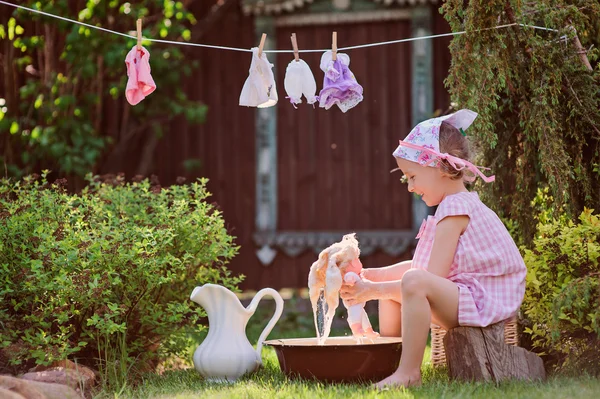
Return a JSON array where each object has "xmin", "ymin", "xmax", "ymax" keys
[
  {"xmin": 0, "ymin": 375, "xmax": 81, "ymax": 399},
  {"xmin": 21, "ymin": 369, "xmax": 84, "ymax": 391},
  {"xmin": 0, "ymin": 387, "xmax": 26, "ymax": 399},
  {"xmin": 0, "ymin": 376, "xmax": 45, "ymax": 399},
  {"xmin": 25, "ymin": 360, "xmax": 96, "ymax": 392},
  {"xmin": 30, "ymin": 360, "xmax": 88, "ymax": 373}
]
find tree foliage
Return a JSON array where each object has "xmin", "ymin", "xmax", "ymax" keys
[
  {"xmin": 441, "ymin": 0, "xmax": 600, "ymax": 242},
  {"xmin": 0, "ymin": 1, "xmax": 206, "ymax": 187}
]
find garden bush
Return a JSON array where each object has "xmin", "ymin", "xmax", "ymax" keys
[
  {"xmin": 522, "ymin": 192, "xmax": 600, "ymax": 374},
  {"xmin": 0, "ymin": 172, "xmax": 241, "ymax": 377}
]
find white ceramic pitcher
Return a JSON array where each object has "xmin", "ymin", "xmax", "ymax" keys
[{"xmin": 190, "ymin": 284, "xmax": 284, "ymax": 381}]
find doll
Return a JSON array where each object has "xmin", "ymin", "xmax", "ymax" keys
[
  {"xmin": 342, "ymin": 258, "xmax": 379, "ymax": 339},
  {"xmin": 308, "ymin": 233, "xmax": 379, "ymax": 343}
]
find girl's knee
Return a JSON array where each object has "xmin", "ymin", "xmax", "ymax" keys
[{"xmin": 401, "ymin": 269, "xmax": 427, "ymax": 297}]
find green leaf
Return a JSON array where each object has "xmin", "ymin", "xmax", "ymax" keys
[
  {"xmin": 34, "ymin": 94, "xmax": 43, "ymax": 109},
  {"xmin": 9, "ymin": 121, "xmax": 19, "ymax": 134},
  {"xmin": 7, "ymin": 18, "xmax": 15, "ymax": 41}
]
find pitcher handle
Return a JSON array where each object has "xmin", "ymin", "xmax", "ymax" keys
[{"xmin": 246, "ymin": 288, "xmax": 284, "ymax": 364}]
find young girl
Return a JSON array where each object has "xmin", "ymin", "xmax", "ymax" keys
[{"xmin": 340, "ymin": 109, "xmax": 526, "ymax": 388}]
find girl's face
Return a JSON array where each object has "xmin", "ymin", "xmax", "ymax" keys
[{"xmin": 395, "ymin": 158, "xmax": 461, "ymax": 206}]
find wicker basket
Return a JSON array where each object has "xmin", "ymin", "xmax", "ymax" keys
[{"xmin": 430, "ymin": 316, "xmax": 518, "ymax": 367}]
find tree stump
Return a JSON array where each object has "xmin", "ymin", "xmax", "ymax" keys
[{"xmin": 443, "ymin": 321, "xmax": 546, "ymax": 382}]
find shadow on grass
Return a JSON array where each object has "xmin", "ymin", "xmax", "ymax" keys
[
  {"xmin": 94, "ymin": 296, "xmax": 600, "ymax": 398},
  {"xmin": 93, "ymin": 345, "xmax": 600, "ymax": 399}
]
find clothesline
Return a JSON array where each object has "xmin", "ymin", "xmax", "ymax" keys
[{"xmin": 0, "ymin": 0, "xmax": 560, "ymax": 53}]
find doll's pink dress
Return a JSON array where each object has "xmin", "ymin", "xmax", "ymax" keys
[{"xmin": 125, "ymin": 46, "xmax": 156, "ymax": 105}]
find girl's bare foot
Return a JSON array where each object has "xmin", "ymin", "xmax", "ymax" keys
[
  {"xmin": 374, "ymin": 368, "xmax": 422, "ymax": 389},
  {"xmin": 364, "ymin": 327, "xmax": 380, "ymax": 338}
]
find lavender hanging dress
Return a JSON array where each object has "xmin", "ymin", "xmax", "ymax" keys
[{"xmin": 318, "ymin": 50, "xmax": 363, "ymax": 113}]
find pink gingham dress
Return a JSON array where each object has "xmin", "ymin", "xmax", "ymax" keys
[{"xmin": 412, "ymin": 192, "xmax": 526, "ymax": 327}]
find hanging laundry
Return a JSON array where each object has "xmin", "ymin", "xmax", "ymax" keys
[
  {"xmin": 318, "ymin": 50, "xmax": 363, "ymax": 113},
  {"xmin": 239, "ymin": 47, "xmax": 278, "ymax": 108},
  {"xmin": 284, "ymin": 58, "xmax": 318, "ymax": 108},
  {"xmin": 124, "ymin": 45, "xmax": 156, "ymax": 106}
]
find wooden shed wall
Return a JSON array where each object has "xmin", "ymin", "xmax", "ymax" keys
[
  {"xmin": 148, "ymin": 2, "xmax": 453, "ymax": 290},
  {"xmin": 1, "ymin": 1, "xmax": 452, "ymax": 290}
]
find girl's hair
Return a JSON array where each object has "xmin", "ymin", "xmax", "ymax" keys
[{"xmin": 438, "ymin": 121, "xmax": 471, "ymax": 180}]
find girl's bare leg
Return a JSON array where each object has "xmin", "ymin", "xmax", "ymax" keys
[
  {"xmin": 371, "ymin": 261, "xmax": 411, "ymax": 337},
  {"xmin": 364, "ymin": 260, "xmax": 412, "ymax": 282},
  {"xmin": 378, "ymin": 300, "xmax": 402, "ymax": 337},
  {"xmin": 375, "ymin": 269, "xmax": 459, "ymax": 389}
]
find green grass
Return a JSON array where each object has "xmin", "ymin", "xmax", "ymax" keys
[
  {"xmin": 92, "ymin": 300, "xmax": 599, "ymax": 398},
  {"xmin": 94, "ymin": 346, "xmax": 600, "ymax": 399}
]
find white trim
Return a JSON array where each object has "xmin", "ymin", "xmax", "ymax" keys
[
  {"xmin": 243, "ymin": 0, "xmax": 314, "ymax": 16},
  {"xmin": 275, "ymin": 9, "xmax": 411, "ymax": 27},
  {"xmin": 254, "ymin": 16, "xmax": 279, "ymax": 266},
  {"xmin": 243, "ymin": 0, "xmax": 438, "ymax": 16},
  {"xmin": 254, "ymin": 230, "xmax": 416, "ymax": 262},
  {"xmin": 373, "ymin": 0, "xmax": 437, "ymax": 6},
  {"xmin": 410, "ymin": 5, "xmax": 435, "ymax": 227}
]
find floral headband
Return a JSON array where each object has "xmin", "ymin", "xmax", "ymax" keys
[{"xmin": 392, "ymin": 109, "xmax": 495, "ymax": 183}]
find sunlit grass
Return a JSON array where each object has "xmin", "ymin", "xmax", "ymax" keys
[
  {"xmin": 95, "ymin": 346, "xmax": 600, "ymax": 399},
  {"xmin": 93, "ymin": 297, "xmax": 598, "ymax": 398}
]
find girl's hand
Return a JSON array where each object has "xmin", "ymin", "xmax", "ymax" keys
[
  {"xmin": 342, "ymin": 258, "xmax": 363, "ymax": 274},
  {"xmin": 340, "ymin": 279, "xmax": 377, "ymax": 306},
  {"xmin": 361, "ymin": 268, "xmax": 379, "ymax": 281}
]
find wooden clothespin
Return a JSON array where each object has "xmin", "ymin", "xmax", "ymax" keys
[
  {"xmin": 291, "ymin": 33, "xmax": 299, "ymax": 62},
  {"xmin": 258, "ymin": 33, "xmax": 267, "ymax": 58},
  {"xmin": 332, "ymin": 31, "xmax": 337, "ymax": 61},
  {"xmin": 136, "ymin": 18, "xmax": 142, "ymax": 50}
]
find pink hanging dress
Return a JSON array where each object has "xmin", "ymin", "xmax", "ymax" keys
[{"xmin": 125, "ymin": 45, "xmax": 156, "ymax": 105}]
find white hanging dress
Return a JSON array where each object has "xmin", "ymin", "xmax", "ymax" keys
[
  {"xmin": 283, "ymin": 58, "xmax": 318, "ymax": 107},
  {"xmin": 239, "ymin": 47, "xmax": 278, "ymax": 108}
]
